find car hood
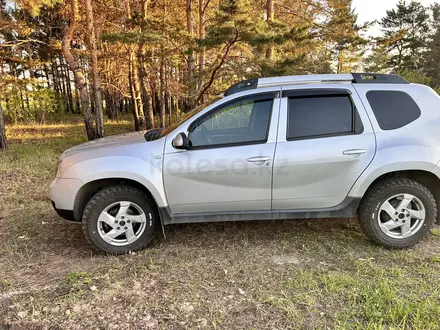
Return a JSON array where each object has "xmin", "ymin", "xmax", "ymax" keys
[{"xmin": 60, "ymin": 131, "xmax": 147, "ymax": 160}]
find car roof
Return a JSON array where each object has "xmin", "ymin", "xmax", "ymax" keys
[{"xmin": 224, "ymin": 73, "xmax": 410, "ymax": 96}]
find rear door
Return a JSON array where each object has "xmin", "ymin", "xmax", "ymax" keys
[{"xmin": 272, "ymin": 85, "xmax": 376, "ymax": 209}]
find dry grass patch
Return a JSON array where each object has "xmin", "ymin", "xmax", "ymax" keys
[{"xmin": 1, "ymin": 120, "xmax": 440, "ymax": 329}]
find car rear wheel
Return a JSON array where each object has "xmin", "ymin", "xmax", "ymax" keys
[
  {"xmin": 358, "ymin": 178, "xmax": 437, "ymax": 248},
  {"xmin": 82, "ymin": 185, "xmax": 157, "ymax": 254}
]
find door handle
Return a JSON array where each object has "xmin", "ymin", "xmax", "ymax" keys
[
  {"xmin": 247, "ymin": 156, "xmax": 271, "ymax": 164},
  {"xmin": 343, "ymin": 149, "xmax": 366, "ymax": 156}
]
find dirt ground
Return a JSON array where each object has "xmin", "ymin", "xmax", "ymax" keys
[{"xmin": 1, "ymin": 121, "xmax": 440, "ymax": 329}]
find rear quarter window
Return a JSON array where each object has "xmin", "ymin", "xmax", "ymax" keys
[{"xmin": 366, "ymin": 91, "xmax": 421, "ymax": 130}]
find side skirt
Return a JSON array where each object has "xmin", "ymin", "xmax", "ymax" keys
[{"xmin": 160, "ymin": 197, "xmax": 361, "ymax": 225}]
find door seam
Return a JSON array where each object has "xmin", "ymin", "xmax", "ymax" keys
[{"xmin": 271, "ymin": 87, "xmax": 283, "ymax": 210}]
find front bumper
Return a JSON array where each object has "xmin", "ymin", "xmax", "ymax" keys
[
  {"xmin": 51, "ymin": 201, "xmax": 76, "ymax": 221},
  {"xmin": 49, "ymin": 177, "xmax": 83, "ymax": 221}
]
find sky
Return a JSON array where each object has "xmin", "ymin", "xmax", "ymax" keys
[{"xmin": 352, "ymin": 0, "xmax": 438, "ymax": 36}]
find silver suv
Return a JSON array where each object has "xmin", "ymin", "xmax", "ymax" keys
[{"xmin": 49, "ymin": 73, "xmax": 440, "ymax": 254}]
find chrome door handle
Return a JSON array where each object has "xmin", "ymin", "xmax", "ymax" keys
[
  {"xmin": 343, "ymin": 149, "xmax": 366, "ymax": 156},
  {"xmin": 247, "ymin": 156, "xmax": 270, "ymax": 164}
]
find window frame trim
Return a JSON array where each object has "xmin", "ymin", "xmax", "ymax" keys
[
  {"xmin": 285, "ymin": 89, "xmax": 363, "ymax": 142},
  {"xmin": 186, "ymin": 92, "xmax": 278, "ymax": 150}
]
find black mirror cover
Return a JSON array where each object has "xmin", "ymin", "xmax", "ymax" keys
[{"xmin": 144, "ymin": 128, "xmax": 163, "ymax": 141}]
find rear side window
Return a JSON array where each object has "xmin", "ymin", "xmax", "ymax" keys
[
  {"xmin": 366, "ymin": 91, "xmax": 421, "ymax": 130},
  {"xmin": 287, "ymin": 95, "xmax": 360, "ymax": 140}
]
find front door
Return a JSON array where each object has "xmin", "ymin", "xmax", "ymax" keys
[{"xmin": 163, "ymin": 92, "xmax": 280, "ymax": 214}]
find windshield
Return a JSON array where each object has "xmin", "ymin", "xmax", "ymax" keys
[{"xmin": 158, "ymin": 95, "xmax": 223, "ymax": 138}]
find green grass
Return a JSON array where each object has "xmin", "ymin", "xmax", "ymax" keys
[
  {"xmin": 1, "ymin": 118, "xmax": 440, "ymax": 329},
  {"xmin": 264, "ymin": 260, "xmax": 440, "ymax": 329}
]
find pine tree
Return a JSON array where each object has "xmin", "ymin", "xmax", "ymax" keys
[
  {"xmin": 363, "ymin": 44, "xmax": 392, "ymax": 73},
  {"xmin": 86, "ymin": 0, "xmax": 104, "ymax": 138},
  {"xmin": 423, "ymin": 3, "xmax": 440, "ymax": 87},
  {"xmin": 325, "ymin": 0, "xmax": 368, "ymax": 73},
  {"xmin": 62, "ymin": 0, "xmax": 96, "ymax": 140},
  {"xmin": 380, "ymin": 0, "xmax": 430, "ymax": 71}
]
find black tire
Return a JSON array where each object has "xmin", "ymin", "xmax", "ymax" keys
[
  {"xmin": 358, "ymin": 177, "xmax": 437, "ymax": 249},
  {"xmin": 82, "ymin": 185, "xmax": 157, "ymax": 254}
]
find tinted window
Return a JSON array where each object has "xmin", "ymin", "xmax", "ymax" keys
[
  {"xmin": 366, "ymin": 91, "xmax": 421, "ymax": 130},
  {"xmin": 188, "ymin": 98, "xmax": 273, "ymax": 148},
  {"xmin": 287, "ymin": 96, "xmax": 354, "ymax": 140}
]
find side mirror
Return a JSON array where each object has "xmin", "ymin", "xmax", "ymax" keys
[{"xmin": 172, "ymin": 132, "xmax": 189, "ymax": 149}]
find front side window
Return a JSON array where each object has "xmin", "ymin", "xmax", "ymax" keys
[
  {"xmin": 287, "ymin": 95, "xmax": 360, "ymax": 140},
  {"xmin": 188, "ymin": 96, "xmax": 274, "ymax": 148}
]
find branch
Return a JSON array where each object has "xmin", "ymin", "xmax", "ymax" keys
[
  {"xmin": 195, "ymin": 30, "xmax": 238, "ymax": 104},
  {"xmin": 163, "ymin": 35, "xmax": 189, "ymax": 63},
  {"xmin": 203, "ymin": 0, "xmax": 212, "ymax": 14},
  {"xmin": 0, "ymin": 39, "xmax": 49, "ymax": 48},
  {"xmin": 101, "ymin": 82, "xmax": 131, "ymax": 98}
]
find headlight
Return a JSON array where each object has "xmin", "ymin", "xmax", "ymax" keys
[
  {"xmin": 56, "ymin": 160, "xmax": 74, "ymax": 177},
  {"xmin": 55, "ymin": 159, "xmax": 62, "ymax": 177}
]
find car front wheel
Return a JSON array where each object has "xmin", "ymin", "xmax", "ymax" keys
[
  {"xmin": 358, "ymin": 177, "xmax": 437, "ymax": 249},
  {"xmin": 82, "ymin": 185, "xmax": 157, "ymax": 254}
]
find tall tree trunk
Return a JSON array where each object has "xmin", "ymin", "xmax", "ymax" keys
[
  {"xmin": 128, "ymin": 51, "xmax": 142, "ymax": 131},
  {"xmin": 105, "ymin": 92, "xmax": 117, "ymax": 120},
  {"xmin": 62, "ymin": 0, "xmax": 95, "ymax": 140},
  {"xmin": 159, "ymin": 44, "xmax": 165, "ymax": 127},
  {"xmin": 63, "ymin": 59, "xmax": 74, "ymax": 114},
  {"xmin": 58, "ymin": 55, "xmax": 72, "ymax": 113},
  {"xmin": 51, "ymin": 61, "xmax": 63, "ymax": 112},
  {"xmin": 86, "ymin": 0, "xmax": 104, "ymax": 138},
  {"xmin": 266, "ymin": 0, "xmax": 274, "ymax": 60},
  {"xmin": 150, "ymin": 80, "xmax": 158, "ymax": 118},
  {"xmin": 139, "ymin": 0, "xmax": 154, "ymax": 129},
  {"xmin": 138, "ymin": 60, "xmax": 154, "ymax": 129},
  {"xmin": 198, "ymin": 0, "xmax": 206, "ymax": 101},
  {"xmin": 158, "ymin": 0, "xmax": 167, "ymax": 126},
  {"xmin": 0, "ymin": 102, "xmax": 7, "ymax": 150},
  {"xmin": 57, "ymin": 58, "xmax": 69, "ymax": 113},
  {"xmin": 13, "ymin": 63, "xmax": 26, "ymax": 120},
  {"xmin": 133, "ymin": 56, "xmax": 144, "ymax": 129},
  {"xmin": 337, "ymin": 50, "xmax": 343, "ymax": 73},
  {"xmin": 125, "ymin": 0, "xmax": 143, "ymax": 130},
  {"xmin": 186, "ymin": 0, "xmax": 195, "ymax": 109},
  {"xmin": 75, "ymin": 88, "xmax": 81, "ymax": 113},
  {"xmin": 44, "ymin": 65, "xmax": 51, "ymax": 89}
]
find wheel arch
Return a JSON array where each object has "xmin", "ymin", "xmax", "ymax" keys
[
  {"xmin": 358, "ymin": 169, "xmax": 440, "ymax": 224},
  {"xmin": 73, "ymin": 178, "xmax": 163, "ymax": 225}
]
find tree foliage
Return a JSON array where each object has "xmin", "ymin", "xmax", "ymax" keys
[
  {"xmin": 2, "ymin": 0, "xmax": 440, "ymax": 149},
  {"xmin": 380, "ymin": 0, "xmax": 430, "ymax": 71}
]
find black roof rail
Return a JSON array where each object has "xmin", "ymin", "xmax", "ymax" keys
[
  {"xmin": 224, "ymin": 73, "xmax": 409, "ymax": 97},
  {"xmin": 351, "ymin": 73, "xmax": 409, "ymax": 84},
  {"xmin": 224, "ymin": 78, "xmax": 258, "ymax": 96}
]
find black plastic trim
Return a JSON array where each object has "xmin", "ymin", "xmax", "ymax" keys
[
  {"xmin": 51, "ymin": 201, "xmax": 78, "ymax": 222},
  {"xmin": 186, "ymin": 139, "xmax": 269, "ymax": 151},
  {"xmin": 160, "ymin": 197, "xmax": 361, "ymax": 225},
  {"xmin": 224, "ymin": 78, "xmax": 258, "ymax": 96},
  {"xmin": 352, "ymin": 73, "xmax": 409, "ymax": 84},
  {"xmin": 282, "ymin": 88, "xmax": 351, "ymax": 98}
]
